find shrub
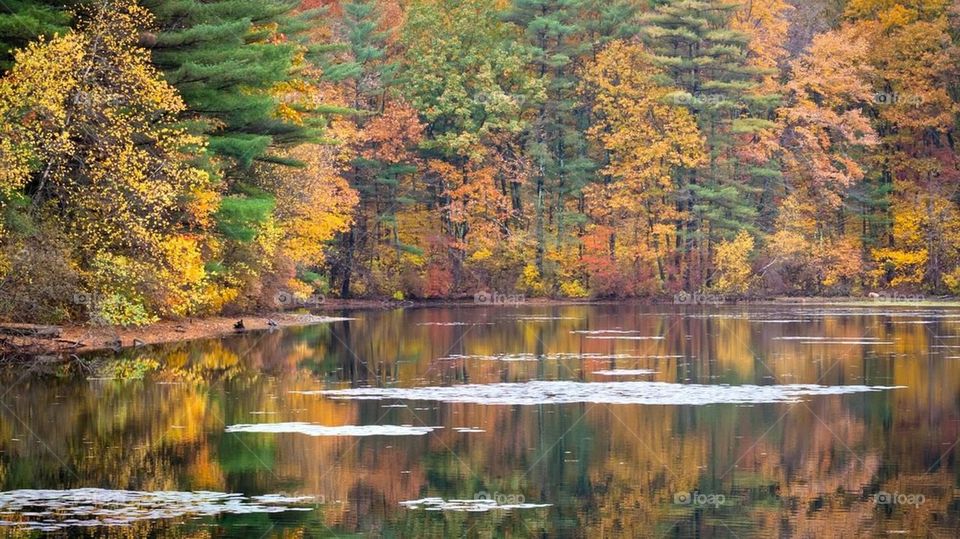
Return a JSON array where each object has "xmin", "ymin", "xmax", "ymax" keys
[
  {"xmin": 559, "ymin": 280, "xmax": 589, "ymax": 298},
  {"xmin": 0, "ymin": 235, "xmax": 79, "ymax": 323}
]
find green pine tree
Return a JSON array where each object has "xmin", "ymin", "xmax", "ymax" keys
[
  {"xmin": 504, "ymin": 0, "xmax": 591, "ymax": 276},
  {"xmin": 504, "ymin": 0, "xmax": 636, "ymax": 283},
  {"xmin": 639, "ymin": 0, "xmax": 779, "ymax": 288},
  {"xmin": 142, "ymin": 0, "xmax": 324, "ymax": 171},
  {"xmin": 0, "ymin": 0, "xmax": 75, "ymax": 69},
  {"xmin": 328, "ymin": 0, "xmax": 404, "ymax": 297}
]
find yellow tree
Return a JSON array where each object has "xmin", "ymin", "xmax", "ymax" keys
[
  {"xmin": 770, "ymin": 25, "xmax": 878, "ymax": 293},
  {"xmin": 582, "ymin": 40, "xmax": 704, "ymax": 293},
  {"xmin": 731, "ymin": 0, "xmax": 793, "ymax": 92},
  {"xmin": 0, "ymin": 0, "xmax": 219, "ymax": 322},
  {"xmin": 712, "ymin": 230, "xmax": 756, "ymax": 294},
  {"xmin": 846, "ymin": 3, "xmax": 960, "ymax": 290},
  {"xmin": 255, "ymin": 137, "xmax": 360, "ymax": 301}
]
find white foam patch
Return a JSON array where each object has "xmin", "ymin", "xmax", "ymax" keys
[
  {"xmin": 439, "ymin": 352, "xmax": 649, "ymax": 362},
  {"xmin": 399, "ymin": 497, "xmax": 551, "ymax": 512},
  {"xmin": 0, "ymin": 489, "xmax": 316, "ymax": 531},
  {"xmin": 584, "ymin": 335, "xmax": 665, "ymax": 341},
  {"xmin": 592, "ymin": 369, "xmax": 658, "ymax": 376},
  {"xmin": 440, "ymin": 353, "xmax": 540, "ymax": 362},
  {"xmin": 773, "ymin": 336, "xmax": 894, "ymax": 344},
  {"xmin": 225, "ymin": 422, "xmax": 440, "ymax": 436},
  {"xmin": 570, "ymin": 329, "xmax": 646, "ymax": 335},
  {"xmin": 774, "ymin": 336, "xmax": 885, "ymax": 341},
  {"xmin": 511, "ymin": 317, "xmax": 580, "ymax": 321},
  {"xmin": 302, "ymin": 381, "xmax": 902, "ymax": 406},
  {"xmin": 801, "ymin": 340, "xmax": 895, "ymax": 345},
  {"xmin": 578, "ymin": 353, "xmax": 651, "ymax": 360},
  {"xmin": 417, "ymin": 322, "xmax": 492, "ymax": 326}
]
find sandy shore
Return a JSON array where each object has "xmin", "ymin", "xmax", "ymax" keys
[{"xmin": 1, "ymin": 312, "xmax": 356, "ymax": 357}]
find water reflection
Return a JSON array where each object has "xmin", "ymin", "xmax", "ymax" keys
[{"xmin": 0, "ymin": 304, "xmax": 958, "ymax": 537}]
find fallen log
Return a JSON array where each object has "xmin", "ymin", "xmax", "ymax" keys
[{"xmin": 0, "ymin": 324, "xmax": 62, "ymax": 338}]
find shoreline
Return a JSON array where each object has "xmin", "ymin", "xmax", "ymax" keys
[{"xmin": 2, "ymin": 295, "xmax": 959, "ymax": 359}]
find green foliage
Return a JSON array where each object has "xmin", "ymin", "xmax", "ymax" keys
[
  {"xmin": 0, "ymin": 0, "xmax": 73, "ymax": 69},
  {"xmin": 143, "ymin": 0, "xmax": 323, "ymax": 170},
  {"xmin": 215, "ymin": 195, "xmax": 276, "ymax": 242}
]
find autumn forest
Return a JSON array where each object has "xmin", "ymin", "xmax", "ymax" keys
[{"xmin": 1, "ymin": 0, "xmax": 959, "ymax": 325}]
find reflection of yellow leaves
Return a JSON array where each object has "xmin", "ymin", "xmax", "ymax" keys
[
  {"xmin": 188, "ymin": 447, "xmax": 225, "ymax": 490},
  {"xmin": 163, "ymin": 390, "xmax": 209, "ymax": 444}
]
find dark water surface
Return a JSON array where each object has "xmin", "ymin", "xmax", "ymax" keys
[{"xmin": 0, "ymin": 303, "xmax": 958, "ymax": 537}]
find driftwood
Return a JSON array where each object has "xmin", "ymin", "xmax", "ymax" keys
[
  {"xmin": 0, "ymin": 324, "xmax": 62, "ymax": 338},
  {"xmin": 55, "ymin": 339, "xmax": 86, "ymax": 349},
  {"xmin": 0, "ymin": 338, "xmax": 50, "ymax": 360}
]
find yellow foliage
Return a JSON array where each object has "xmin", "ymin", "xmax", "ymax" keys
[
  {"xmin": 871, "ymin": 248, "xmax": 927, "ymax": 287},
  {"xmin": 469, "ymin": 247, "xmax": 493, "ymax": 263},
  {"xmin": 516, "ymin": 263, "xmax": 546, "ymax": 296},
  {"xmin": 0, "ymin": 0, "xmax": 218, "ymax": 321},
  {"xmin": 712, "ymin": 231, "xmax": 755, "ymax": 294},
  {"xmin": 559, "ymin": 280, "xmax": 589, "ymax": 298},
  {"xmin": 942, "ymin": 267, "xmax": 960, "ymax": 294},
  {"xmin": 261, "ymin": 143, "xmax": 359, "ymax": 267}
]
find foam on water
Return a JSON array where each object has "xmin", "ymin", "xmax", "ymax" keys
[
  {"xmin": 0, "ymin": 488, "xmax": 316, "ymax": 531},
  {"xmin": 570, "ymin": 329, "xmax": 646, "ymax": 335},
  {"xmin": 801, "ymin": 340, "xmax": 895, "ymax": 345},
  {"xmin": 225, "ymin": 422, "xmax": 440, "ymax": 436},
  {"xmin": 439, "ymin": 353, "xmax": 540, "ymax": 362},
  {"xmin": 416, "ymin": 322, "xmax": 492, "ymax": 326},
  {"xmin": 399, "ymin": 497, "xmax": 551, "ymax": 512},
  {"xmin": 584, "ymin": 335, "xmax": 665, "ymax": 341},
  {"xmin": 773, "ymin": 336, "xmax": 890, "ymax": 341},
  {"xmin": 592, "ymin": 369, "xmax": 658, "ymax": 376},
  {"xmin": 438, "ymin": 352, "xmax": 649, "ymax": 362},
  {"xmin": 299, "ymin": 380, "xmax": 903, "ymax": 406}
]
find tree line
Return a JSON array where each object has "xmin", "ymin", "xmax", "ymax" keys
[{"xmin": 1, "ymin": 0, "xmax": 958, "ymax": 324}]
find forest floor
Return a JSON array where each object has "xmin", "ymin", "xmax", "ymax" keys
[{"xmin": 3, "ymin": 295, "xmax": 959, "ymax": 359}]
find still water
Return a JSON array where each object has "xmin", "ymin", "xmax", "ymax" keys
[{"xmin": 0, "ymin": 303, "xmax": 958, "ymax": 537}]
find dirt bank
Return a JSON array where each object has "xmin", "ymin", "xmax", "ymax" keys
[{"xmin": 0, "ymin": 312, "xmax": 357, "ymax": 358}]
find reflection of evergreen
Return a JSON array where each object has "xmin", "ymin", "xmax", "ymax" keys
[{"xmin": 1, "ymin": 305, "xmax": 959, "ymax": 536}]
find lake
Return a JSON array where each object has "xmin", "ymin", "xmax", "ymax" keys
[{"xmin": 0, "ymin": 303, "xmax": 958, "ymax": 537}]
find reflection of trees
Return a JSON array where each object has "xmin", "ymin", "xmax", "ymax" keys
[{"xmin": 0, "ymin": 305, "xmax": 958, "ymax": 536}]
